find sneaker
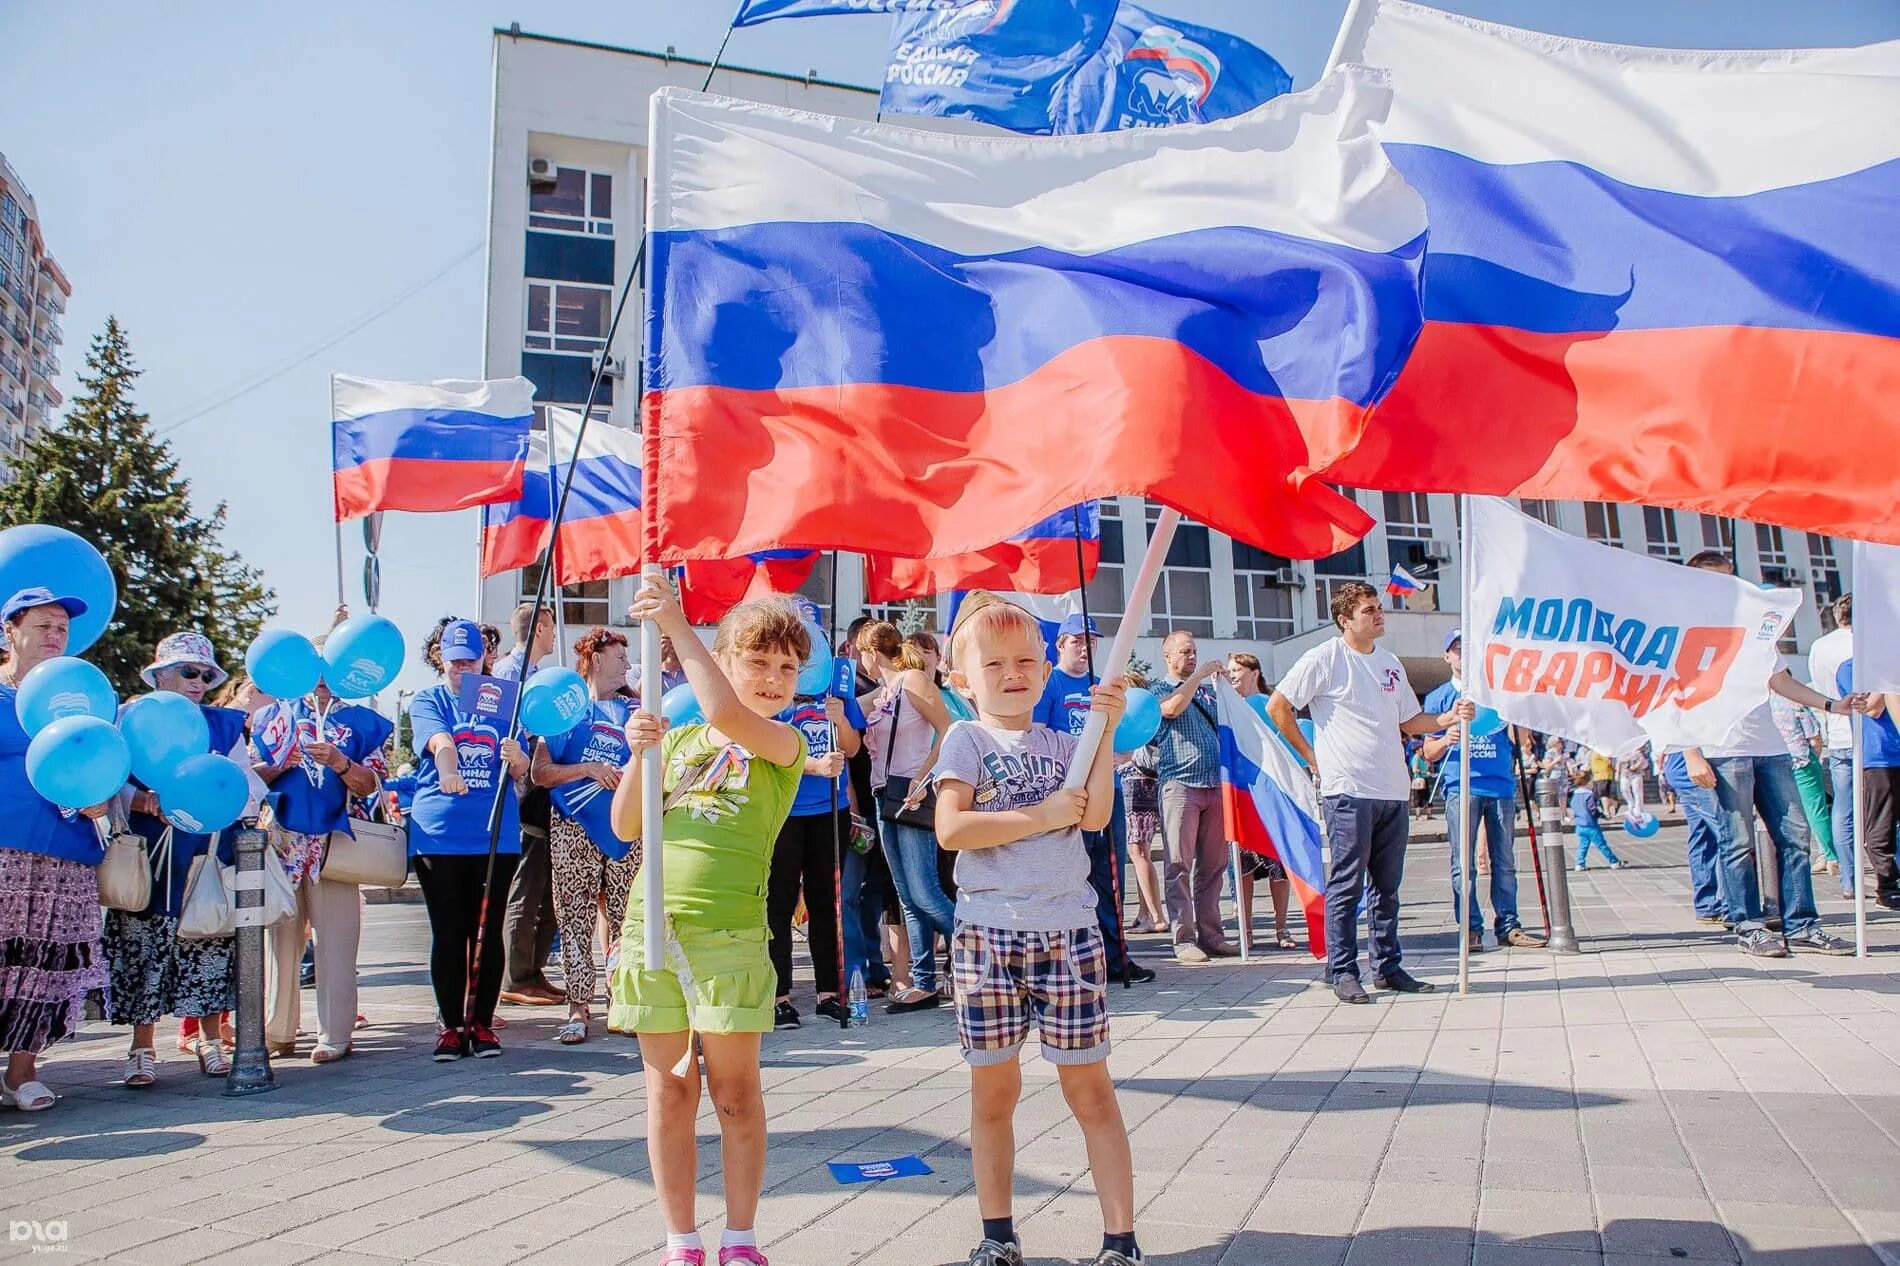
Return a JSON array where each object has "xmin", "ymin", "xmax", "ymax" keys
[
  {"xmin": 1333, "ymin": 974, "xmax": 1370, "ymax": 1005},
  {"xmin": 1610, "ymin": 862, "xmax": 1629, "ymax": 870},
  {"xmin": 814, "ymin": 997, "xmax": 849, "ymax": 1024},
  {"xmin": 432, "ymin": 1030, "xmax": 465, "ymax": 1062},
  {"xmin": 1573, "ymin": 865, "xmax": 1588, "ymax": 872},
  {"xmin": 1466, "ymin": 931, "xmax": 1485, "ymax": 953},
  {"xmin": 1878, "ymin": 893, "xmax": 1900, "ymax": 911},
  {"xmin": 1174, "ymin": 944, "xmax": 1210, "ymax": 965},
  {"xmin": 1785, "ymin": 927, "xmax": 1854, "ymax": 956},
  {"xmin": 1118, "ymin": 962, "xmax": 1157, "ymax": 984},
  {"xmin": 966, "ymin": 1239, "xmax": 1025, "ymax": 1266},
  {"xmin": 774, "ymin": 1001, "xmax": 801, "ymax": 1030},
  {"xmin": 1092, "ymin": 1252, "xmax": 1144, "ymax": 1266},
  {"xmin": 1372, "ymin": 969, "xmax": 1437, "ymax": 994},
  {"xmin": 718, "ymin": 1247, "xmax": 769, "ymax": 1265},
  {"xmin": 1737, "ymin": 928, "xmax": 1791, "ymax": 959},
  {"xmin": 1503, "ymin": 928, "xmax": 1547, "ymax": 948},
  {"xmin": 467, "ymin": 1024, "xmax": 503, "ymax": 1057}
]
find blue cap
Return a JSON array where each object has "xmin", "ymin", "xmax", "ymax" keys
[
  {"xmin": 1, "ymin": 587, "xmax": 88, "ymax": 625},
  {"xmin": 1443, "ymin": 629, "xmax": 1463, "ymax": 653},
  {"xmin": 440, "ymin": 619, "xmax": 485, "ymax": 664},
  {"xmin": 1057, "ymin": 613, "xmax": 1101, "ymax": 639}
]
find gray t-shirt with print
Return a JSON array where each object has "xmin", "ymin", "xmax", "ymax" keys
[{"xmin": 932, "ymin": 720, "xmax": 1097, "ymax": 933}]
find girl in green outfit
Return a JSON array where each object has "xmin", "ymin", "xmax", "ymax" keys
[{"xmin": 609, "ymin": 583, "xmax": 810, "ymax": 1266}]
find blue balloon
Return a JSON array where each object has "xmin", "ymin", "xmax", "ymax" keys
[
  {"xmin": 25, "ymin": 715, "xmax": 131, "ymax": 810},
  {"xmin": 322, "ymin": 614, "xmax": 405, "ymax": 698},
  {"xmin": 120, "ymin": 692, "xmax": 211, "ymax": 788},
  {"xmin": 1622, "ymin": 812, "xmax": 1660, "ymax": 838},
  {"xmin": 246, "ymin": 629, "xmax": 324, "ymax": 701},
  {"xmin": 1113, "ymin": 686, "xmax": 1161, "ymax": 753},
  {"xmin": 796, "ymin": 622, "xmax": 834, "ymax": 697},
  {"xmin": 158, "ymin": 753, "xmax": 248, "ymax": 835},
  {"xmin": 16, "ymin": 656, "xmax": 117, "ymax": 736},
  {"xmin": 661, "ymin": 683, "xmax": 704, "ymax": 728},
  {"xmin": 1468, "ymin": 706, "xmax": 1506, "ymax": 738},
  {"xmin": 1246, "ymin": 694, "xmax": 1271, "ymax": 724},
  {"xmin": 1298, "ymin": 719, "xmax": 1317, "ymax": 749},
  {"xmin": 0, "ymin": 525, "xmax": 118, "ymax": 656},
  {"xmin": 521, "ymin": 667, "xmax": 590, "ymax": 737}
]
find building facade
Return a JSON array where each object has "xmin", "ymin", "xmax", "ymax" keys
[
  {"xmin": 480, "ymin": 30, "xmax": 1853, "ymax": 690},
  {"xmin": 0, "ymin": 153, "xmax": 70, "ymax": 474}
]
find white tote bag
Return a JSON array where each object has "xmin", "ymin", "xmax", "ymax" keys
[{"xmin": 176, "ymin": 849, "xmax": 236, "ymax": 940}]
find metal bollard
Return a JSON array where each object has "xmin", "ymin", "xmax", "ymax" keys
[
  {"xmin": 1535, "ymin": 775, "xmax": 1581, "ymax": 953},
  {"xmin": 225, "ymin": 821, "xmax": 277, "ymax": 1097}
]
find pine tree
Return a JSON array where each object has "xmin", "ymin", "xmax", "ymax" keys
[{"xmin": 0, "ymin": 318, "xmax": 276, "ymax": 694}]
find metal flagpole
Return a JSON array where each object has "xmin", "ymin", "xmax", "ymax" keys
[
  {"xmin": 1457, "ymin": 495, "xmax": 1474, "ymax": 996},
  {"xmin": 1852, "ymin": 712, "xmax": 1867, "ymax": 959}
]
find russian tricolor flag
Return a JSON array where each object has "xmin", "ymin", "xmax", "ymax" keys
[
  {"xmin": 946, "ymin": 590, "xmax": 1080, "ymax": 659},
  {"xmin": 331, "ymin": 375, "xmax": 534, "ymax": 522},
  {"xmin": 1385, "ymin": 564, "xmax": 1422, "ymax": 599},
  {"xmin": 1324, "ymin": 0, "xmax": 1900, "ymax": 544},
  {"xmin": 865, "ymin": 502, "xmax": 1099, "ymax": 602},
  {"xmin": 1214, "ymin": 676, "xmax": 1326, "ymax": 958},
  {"xmin": 641, "ymin": 71, "xmax": 1426, "ymax": 569},
  {"xmin": 679, "ymin": 551, "xmax": 822, "ymax": 626},
  {"xmin": 544, "ymin": 409, "xmax": 645, "ymax": 585},
  {"xmin": 480, "ymin": 432, "xmax": 550, "ymax": 578}
]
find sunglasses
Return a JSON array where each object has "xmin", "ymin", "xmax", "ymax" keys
[{"xmin": 171, "ymin": 666, "xmax": 214, "ymax": 682}]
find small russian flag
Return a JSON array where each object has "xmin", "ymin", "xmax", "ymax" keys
[
  {"xmin": 1386, "ymin": 564, "xmax": 1424, "ymax": 598},
  {"xmin": 1215, "ymin": 676, "xmax": 1326, "ymax": 958}
]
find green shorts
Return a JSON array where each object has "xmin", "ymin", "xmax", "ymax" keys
[{"xmin": 606, "ymin": 907, "xmax": 774, "ymax": 1036}]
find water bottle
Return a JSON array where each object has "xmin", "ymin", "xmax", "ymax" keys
[{"xmin": 848, "ymin": 968, "xmax": 869, "ymax": 1028}]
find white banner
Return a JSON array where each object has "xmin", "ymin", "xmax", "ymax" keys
[
  {"xmin": 1851, "ymin": 541, "xmax": 1900, "ymax": 692},
  {"xmin": 1466, "ymin": 497, "xmax": 1801, "ymax": 758}
]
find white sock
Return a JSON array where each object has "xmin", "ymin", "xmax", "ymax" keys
[
  {"xmin": 666, "ymin": 1231, "xmax": 703, "ymax": 1251},
  {"xmin": 720, "ymin": 1228, "xmax": 757, "ymax": 1249}
]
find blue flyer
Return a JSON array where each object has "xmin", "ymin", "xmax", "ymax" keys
[{"xmin": 827, "ymin": 1156, "xmax": 933, "ymax": 1185}]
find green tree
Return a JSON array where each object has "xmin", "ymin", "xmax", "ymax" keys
[{"xmin": 0, "ymin": 317, "xmax": 275, "ymax": 694}]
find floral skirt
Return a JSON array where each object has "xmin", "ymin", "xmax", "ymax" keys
[
  {"xmin": 0, "ymin": 849, "xmax": 108, "ymax": 1054},
  {"xmin": 102, "ymin": 909, "xmax": 235, "ymax": 1026}
]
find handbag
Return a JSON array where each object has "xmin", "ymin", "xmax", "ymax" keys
[
  {"xmin": 177, "ymin": 845, "xmax": 236, "ymax": 940},
  {"xmin": 259, "ymin": 842, "xmax": 298, "ymax": 926},
  {"xmin": 94, "ymin": 817, "xmax": 152, "ymax": 913},
  {"xmin": 875, "ymin": 693, "xmax": 937, "ymax": 831},
  {"xmin": 320, "ymin": 772, "xmax": 408, "ymax": 889}
]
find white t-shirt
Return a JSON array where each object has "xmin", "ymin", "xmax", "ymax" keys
[
  {"xmin": 1275, "ymin": 638, "xmax": 1422, "ymax": 802},
  {"xmin": 1806, "ymin": 626, "xmax": 1852, "ymax": 752},
  {"xmin": 1701, "ymin": 654, "xmax": 1788, "ymax": 760}
]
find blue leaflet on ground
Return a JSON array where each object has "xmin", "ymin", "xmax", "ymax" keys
[
  {"xmin": 734, "ymin": 0, "xmax": 974, "ymax": 26},
  {"xmin": 458, "ymin": 674, "xmax": 519, "ymax": 726},
  {"xmin": 880, "ymin": 0, "xmax": 1287, "ymax": 136},
  {"xmin": 827, "ymin": 1156, "xmax": 934, "ymax": 1185}
]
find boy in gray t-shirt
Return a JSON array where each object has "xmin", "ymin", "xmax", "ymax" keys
[{"xmin": 934, "ymin": 598, "xmax": 1141, "ymax": 1266}]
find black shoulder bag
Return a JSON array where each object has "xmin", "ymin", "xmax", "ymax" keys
[{"xmin": 876, "ymin": 693, "xmax": 938, "ymax": 831}]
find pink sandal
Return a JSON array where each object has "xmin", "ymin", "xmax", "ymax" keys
[
  {"xmin": 658, "ymin": 1250, "xmax": 703, "ymax": 1266},
  {"xmin": 719, "ymin": 1248, "xmax": 768, "ymax": 1265}
]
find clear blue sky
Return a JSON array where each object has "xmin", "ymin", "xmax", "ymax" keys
[{"xmin": 2, "ymin": 0, "xmax": 1894, "ymax": 697}]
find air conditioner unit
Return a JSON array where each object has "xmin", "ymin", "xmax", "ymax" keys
[
  {"xmin": 1422, "ymin": 540, "xmax": 1453, "ymax": 563},
  {"xmin": 527, "ymin": 156, "xmax": 558, "ymax": 192},
  {"xmin": 1266, "ymin": 566, "xmax": 1306, "ymax": 589},
  {"xmin": 1768, "ymin": 566, "xmax": 1806, "ymax": 586},
  {"xmin": 591, "ymin": 352, "xmax": 625, "ymax": 381}
]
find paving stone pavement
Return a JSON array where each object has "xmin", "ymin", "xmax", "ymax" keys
[{"xmin": 3, "ymin": 822, "xmax": 1898, "ymax": 1266}]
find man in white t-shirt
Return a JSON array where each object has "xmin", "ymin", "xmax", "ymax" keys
[
  {"xmin": 1269, "ymin": 582, "xmax": 1474, "ymax": 1004},
  {"xmin": 1679, "ymin": 552, "xmax": 1855, "ymax": 958},
  {"xmin": 1805, "ymin": 593, "xmax": 1856, "ymax": 899}
]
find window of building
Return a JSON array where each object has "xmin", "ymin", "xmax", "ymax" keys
[
  {"xmin": 1584, "ymin": 502, "xmax": 1623, "ymax": 548},
  {"xmin": 1146, "ymin": 502, "xmax": 1212, "ymax": 639},
  {"xmin": 1232, "ymin": 541, "xmax": 1295, "ymax": 642},
  {"xmin": 524, "ymin": 281, "xmax": 611, "ymax": 355},
  {"xmin": 1311, "ymin": 540, "xmax": 1368, "ymax": 627},
  {"xmin": 1643, "ymin": 506, "xmax": 1681, "ymax": 560},
  {"xmin": 529, "ymin": 167, "xmax": 614, "ymax": 236},
  {"xmin": 1516, "ymin": 499, "xmax": 1558, "ymax": 526},
  {"xmin": 1700, "ymin": 514, "xmax": 1736, "ymax": 555},
  {"xmin": 514, "ymin": 564, "xmax": 612, "ymax": 632},
  {"xmin": 1381, "ymin": 490, "xmax": 1441, "ymax": 581},
  {"xmin": 1808, "ymin": 533, "xmax": 1843, "ymax": 612},
  {"xmin": 1756, "ymin": 523, "xmax": 1793, "ymax": 584}
]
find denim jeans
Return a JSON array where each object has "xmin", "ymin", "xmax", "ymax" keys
[
  {"xmin": 1443, "ymin": 792, "xmax": 1520, "ymax": 935},
  {"xmin": 1711, "ymin": 754, "xmax": 1820, "ymax": 935},
  {"xmin": 1828, "ymin": 751, "xmax": 1856, "ymax": 897},
  {"xmin": 1083, "ymin": 783, "xmax": 1129, "ymax": 974},
  {"xmin": 1574, "ymin": 824, "xmax": 1621, "ymax": 868},
  {"xmin": 840, "ymin": 834, "xmax": 892, "ymax": 992},
  {"xmin": 1676, "ymin": 782, "xmax": 1728, "ymax": 918},
  {"xmin": 1321, "ymin": 795, "xmax": 1409, "ymax": 981},
  {"xmin": 881, "ymin": 819, "xmax": 956, "ymax": 993}
]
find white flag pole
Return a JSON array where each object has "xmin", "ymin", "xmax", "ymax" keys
[
  {"xmin": 1852, "ymin": 711, "xmax": 1866, "ymax": 959},
  {"xmin": 1063, "ymin": 508, "xmax": 1180, "ymax": 790},
  {"xmin": 640, "ymin": 563, "xmax": 666, "ymax": 971},
  {"xmin": 1323, "ymin": 0, "xmax": 1373, "ymax": 75},
  {"xmin": 1457, "ymin": 495, "xmax": 1473, "ymax": 996}
]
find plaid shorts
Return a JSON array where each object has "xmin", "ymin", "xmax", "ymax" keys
[{"xmin": 950, "ymin": 922, "xmax": 1110, "ymax": 1067}]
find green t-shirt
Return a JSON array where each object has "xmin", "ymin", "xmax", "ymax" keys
[{"xmin": 654, "ymin": 721, "xmax": 806, "ymax": 930}]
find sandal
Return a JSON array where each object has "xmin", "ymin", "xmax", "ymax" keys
[
  {"xmin": 556, "ymin": 1018, "xmax": 589, "ymax": 1045},
  {"xmin": 0, "ymin": 1077, "xmax": 55, "ymax": 1111},
  {"xmin": 124, "ymin": 1047, "xmax": 158, "ymax": 1088},
  {"xmin": 197, "ymin": 1041, "xmax": 231, "ymax": 1078},
  {"xmin": 1276, "ymin": 931, "xmax": 1300, "ymax": 950},
  {"xmin": 311, "ymin": 1043, "xmax": 352, "ymax": 1065},
  {"xmin": 884, "ymin": 986, "xmax": 942, "ymax": 1014}
]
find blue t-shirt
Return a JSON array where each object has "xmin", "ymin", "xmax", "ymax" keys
[
  {"xmin": 268, "ymin": 702, "xmax": 393, "ymax": 838},
  {"xmin": 1568, "ymin": 786, "xmax": 1602, "ymax": 828},
  {"xmin": 1421, "ymin": 681, "xmax": 1514, "ymax": 800},
  {"xmin": 126, "ymin": 703, "xmax": 247, "ymax": 916},
  {"xmin": 0, "ymin": 683, "xmax": 106, "ymax": 866},
  {"xmin": 545, "ymin": 696, "xmax": 634, "ymax": 859},
  {"xmin": 783, "ymin": 694, "xmax": 867, "ymax": 817},
  {"xmin": 1838, "ymin": 661, "xmax": 1900, "ymax": 769},
  {"xmin": 406, "ymin": 684, "xmax": 520, "ymax": 857},
  {"xmin": 1034, "ymin": 669, "xmax": 1096, "ymax": 737}
]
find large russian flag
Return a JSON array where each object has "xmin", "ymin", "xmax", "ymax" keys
[
  {"xmin": 331, "ymin": 375, "xmax": 534, "ymax": 521},
  {"xmin": 480, "ymin": 432, "xmax": 551, "ymax": 578},
  {"xmin": 1323, "ymin": 1, "xmax": 1900, "ymax": 543},
  {"xmin": 679, "ymin": 551, "xmax": 822, "ymax": 626},
  {"xmin": 545, "ymin": 410, "xmax": 645, "ymax": 586},
  {"xmin": 1214, "ymin": 676, "xmax": 1326, "ymax": 958},
  {"xmin": 641, "ymin": 70, "xmax": 1426, "ymax": 567},
  {"xmin": 865, "ymin": 502, "xmax": 1099, "ymax": 602}
]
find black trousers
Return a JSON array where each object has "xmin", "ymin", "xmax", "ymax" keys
[
  {"xmin": 505, "ymin": 788, "xmax": 556, "ymax": 989},
  {"xmin": 768, "ymin": 810, "xmax": 844, "ymax": 999},
  {"xmin": 1862, "ymin": 766, "xmax": 1900, "ymax": 901},
  {"xmin": 416, "ymin": 852, "xmax": 520, "ymax": 1030},
  {"xmin": 1321, "ymin": 795, "xmax": 1409, "ymax": 982}
]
